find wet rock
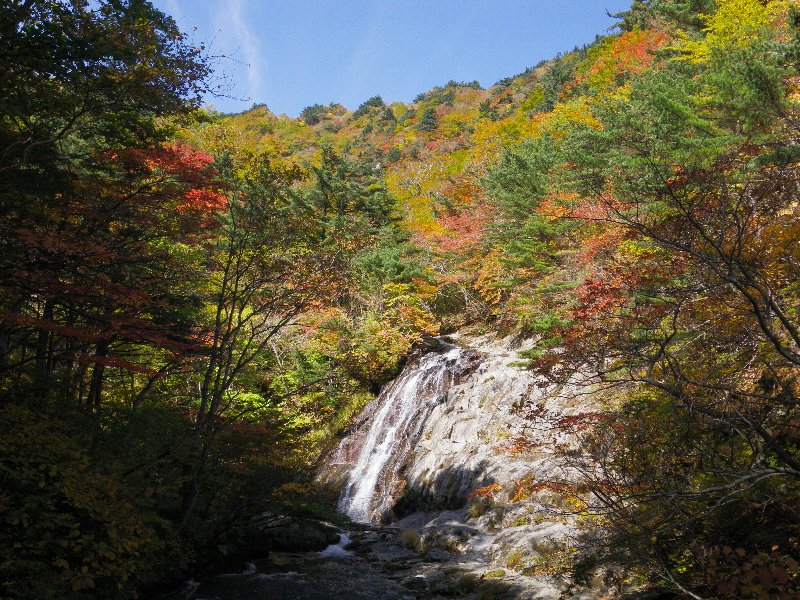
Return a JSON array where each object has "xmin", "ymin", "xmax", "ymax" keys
[
  {"xmin": 183, "ymin": 554, "xmax": 416, "ymax": 600},
  {"xmin": 347, "ymin": 530, "xmax": 381, "ymax": 550},
  {"xmin": 367, "ymin": 540, "xmax": 420, "ymax": 562},
  {"xmin": 423, "ymin": 570, "xmax": 450, "ymax": 594},
  {"xmin": 318, "ymin": 343, "xmax": 470, "ymax": 522},
  {"xmin": 620, "ymin": 590, "xmax": 677, "ymax": 599},
  {"xmin": 314, "ymin": 329, "xmax": 612, "ymax": 599},
  {"xmin": 237, "ymin": 514, "xmax": 340, "ymax": 553}
]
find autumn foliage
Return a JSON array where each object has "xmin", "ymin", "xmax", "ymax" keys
[{"xmin": 4, "ymin": 0, "xmax": 800, "ymax": 598}]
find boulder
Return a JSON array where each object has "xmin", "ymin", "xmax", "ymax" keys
[
  {"xmin": 235, "ymin": 513, "xmax": 340, "ymax": 554},
  {"xmin": 424, "ymin": 548, "xmax": 451, "ymax": 562}
]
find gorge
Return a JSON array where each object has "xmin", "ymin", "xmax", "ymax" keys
[{"xmin": 4, "ymin": 2, "xmax": 799, "ymax": 598}]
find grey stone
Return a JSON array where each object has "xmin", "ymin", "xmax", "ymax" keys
[
  {"xmin": 400, "ymin": 575, "xmax": 428, "ymax": 591},
  {"xmin": 424, "ymin": 548, "xmax": 451, "ymax": 562},
  {"xmin": 238, "ymin": 514, "xmax": 340, "ymax": 553}
]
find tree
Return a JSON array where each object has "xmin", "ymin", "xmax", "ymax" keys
[
  {"xmin": 0, "ymin": 2, "xmax": 223, "ymax": 596},
  {"xmin": 529, "ymin": 7, "xmax": 800, "ymax": 594},
  {"xmin": 417, "ymin": 107, "xmax": 438, "ymax": 132},
  {"xmin": 353, "ymin": 95, "xmax": 385, "ymax": 119},
  {"xmin": 0, "ymin": 0, "xmax": 208, "ymax": 181},
  {"xmin": 0, "ymin": 142, "xmax": 221, "ymax": 409},
  {"xmin": 0, "ymin": 1, "xmax": 212, "ymax": 410},
  {"xmin": 612, "ymin": 0, "xmax": 714, "ymax": 32},
  {"xmin": 301, "ymin": 147, "xmax": 399, "ymax": 242},
  {"xmin": 180, "ymin": 154, "xmax": 334, "ymax": 524},
  {"xmin": 300, "ymin": 103, "xmax": 327, "ymax": 125}
]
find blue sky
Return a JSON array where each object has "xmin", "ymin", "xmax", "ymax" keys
[{"xmin": 153, "ymin": 0, "xmax": 633, "ymax": 116}]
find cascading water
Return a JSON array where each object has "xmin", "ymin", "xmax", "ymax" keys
[{"xmin": 335, "ymin": 342, "xmax": 464, "ymax": 523}]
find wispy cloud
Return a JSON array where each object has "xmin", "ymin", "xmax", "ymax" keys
[{"xmin": 212, "ymin": 0, "xmax": 267, "ymax": 105}]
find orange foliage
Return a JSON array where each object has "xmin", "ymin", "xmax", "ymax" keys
[
  {"xmin": 492, "ymin": 436, "xmax": 537, "ymax": 456},
  {"xmin": 582, "ymin": 29, "xmax": 670, "ymax": 92},
  {"xmin": 511, "ymin": 476, "xmax": 588, "ymax": 509},
  {"xmin": 468, "ymin": 482, "xmax": 503, "ymax": 500},
  {"xmin": 434, "ymin": 203, "xmax": 491, "ymax": 254},
  {"xmin": 577, "ymin": 225, "xmax": 628, "ymax": 263},
  {"xmin": 536, "ymin": 192, "xmax": 580, "ymax": 221},
  {"xmin": 179, "ymin": 187, "xmax": 228, "ymax": 213},
  {"xmin": 112, "ymin": 143, "xmax": 228, "ymax": 218}
]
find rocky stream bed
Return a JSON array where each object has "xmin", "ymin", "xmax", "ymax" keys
[{"xmin": 161, "ymin": 513, "xmax": 658, "ymax": 600}]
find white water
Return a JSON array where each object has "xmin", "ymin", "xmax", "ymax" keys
[
  {"xmin": 337, "ymin": 343, "xmax": 463, "ymax": 522},
  {"xmin": 319, "ymin": 533, "xmax": 352, "ymax": 557}
]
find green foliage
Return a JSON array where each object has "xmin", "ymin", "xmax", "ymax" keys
[
  {"xmin": 479, "ymin": 99, "xmax": 500, "ymax": 121},
  {"xmin": 417, "ymin": 107, "xmax": 439, "ymax": 131},
  {"xmin": 484, "ymin": 568, "xmax": 506, "ymax": 579},
  {"xmin": 302, "ymin": 147, "xmax": 400, "ymax": 239},
  {"xmin": 485, "ymin": 135, "xmax": 557, "ymax": 219},
  {"xmin": 0, "ymin": 0, "xmax": 208, "ymax": 182},
  {"xmin": 300, "ymin": 103, "xmax": 328, "ymax": 125},
  {"xmin": 613, "ymin": 0, "xmax": 714, "ymax": 31},
  {"xmin": 538, "ymin": 55, "xmax": 580, "ymax": 110},
  {"xmin": 483, "ymin": 135, "xmax": 575, "ymax": 284},
  {"xmin": 385, "ymin": 145, "xmax": 402, "ymax": 162},
  {"xmin": 338, "ymin": 317, "xmax": 413, "ymax": 385},
  {"xmin": 380, "ymin": 106, "xmax": 397, "ymax": 125},
  {"xmin": 353, "ymin": 233, "xmax": 428, "ymax": 289},
  {"xmin": 0, "ymin": 404, "xmax": 179, "ymax": 599},
  {"xmin": 353, "ymin": 95, "xmax": 386, "ymax": 119},
  {"xmin": 502, "ymin": 5, "xmax": 800, "ymax": 596},
  {"xmin": 414, "ymin": 87, "xmax": 456, "ymax": 106},
  {"xmin": 445, "ymin": 79, "xmax": 484, "ymax": 90}
]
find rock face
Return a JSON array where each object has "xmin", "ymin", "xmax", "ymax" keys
[
  {"xmin": 319, "ymin": 340, "xmax": 481, "ymax": 523},
  {"xmin": 395, "ymin": 329, "xmax": 584, "ymax": 514},
  {"xmin": 389, "ymin": 331, "xmax": 604, "ymax": 598},
  {"xmin": 319, "ymin": 329, "xmax": 608, "ymax": 598},
  {"xmin": 321, "ymin": 329, "xmax": 587, "ymax": 521}
]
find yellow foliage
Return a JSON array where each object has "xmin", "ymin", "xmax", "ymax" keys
[
  {"xmin": 616, "ymin": 239, "xmax": 662, "ymax": 261},
  {"xmin": 676, "ymin": 0, "xmax": 789, "ymax": 62},
  {"xmin": 386, "ymin": 161, "xmax": 449, "ymax": 238},
  {"xmin": 475, "ymin": 250, "xmax": 506, "ymax": 305},
  {"xmin": 471, "ymin": 111, "xmax": 541, "ymax": 162},
  {"xmin": 539, "ymin": 97, "xmax": 602, "ymax": 136},
  {"xmin": 382, "ymin": 282, "xmax": 439, "ymax": 335},
  {"xmin": 519, "ymin": 87, "xmax": 546, "ymax": 114},
  {"xmin": 439, "ymin": 107, "xmax": 480, "ymax": 137}
]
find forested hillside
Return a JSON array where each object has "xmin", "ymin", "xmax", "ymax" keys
[{"xmin": 2, "ymin": 0, "xmax": 800, "ymax": 598}]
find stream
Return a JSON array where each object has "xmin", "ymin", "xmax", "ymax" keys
[{"xmin": 165, "ymin": 533, "xmax": 417, "ymax": 600}]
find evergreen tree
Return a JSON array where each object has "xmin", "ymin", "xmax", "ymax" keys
[{"xmin": 417, "ymin": 107, "xmax": 438, "ymax": 131}]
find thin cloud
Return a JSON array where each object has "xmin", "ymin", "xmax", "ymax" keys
[{"xmin": 213, "ymin": 0, "xmax": 267, "ymax": 105}]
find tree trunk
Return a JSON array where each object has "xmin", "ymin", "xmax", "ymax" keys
[
  {"xmin": 33, "ymin": 300, "xmax": 53, "ymax": 395},
  {"xmin": 0, "ymin": 320, "xmax": 10, "ymax": 372},
  {"xmin": 87, "ymin": 339, "xmax": 109, "ymax": 413}
]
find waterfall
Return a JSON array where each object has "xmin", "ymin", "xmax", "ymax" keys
[{"xmin": 336, "ymin": 342, "xmax": 464, "ymax": 523}]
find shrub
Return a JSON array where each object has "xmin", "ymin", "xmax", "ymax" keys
[{"xmin": 0, "ymin": 404, "xmax": 176, "ymax": 599}]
